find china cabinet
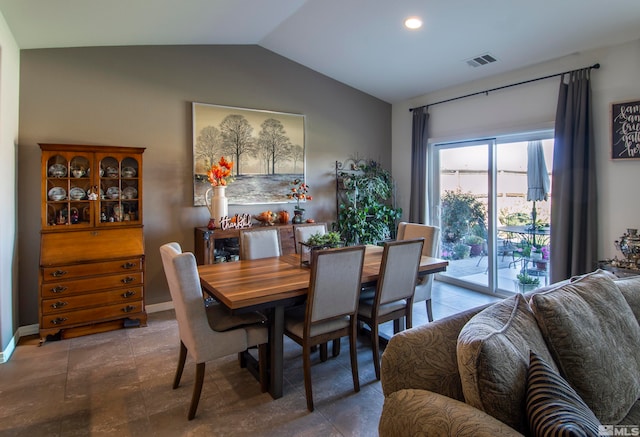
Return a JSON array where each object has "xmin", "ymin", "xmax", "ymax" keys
[{"xmin": 39, "ymin": 143, "xmax": 146, "ymax": 342}]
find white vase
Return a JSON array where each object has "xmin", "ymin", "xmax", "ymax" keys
[{"xmin": 205, "ymin": 185, "xmax": 228, "ymax": 228}]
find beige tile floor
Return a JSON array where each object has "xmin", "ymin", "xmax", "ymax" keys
[{"xmin": 0, "ymin": 282, "xmax": 501, "ymax": 437}]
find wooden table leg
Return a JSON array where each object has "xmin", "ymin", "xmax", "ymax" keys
[{"xmin": 268, "ymin": 305, "xmax": 284, "ymax": 399}]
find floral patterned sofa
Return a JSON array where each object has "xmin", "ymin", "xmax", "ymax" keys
[{"xmin": 379, "ymin": 270, "xmax": 640, "ymax": 436}]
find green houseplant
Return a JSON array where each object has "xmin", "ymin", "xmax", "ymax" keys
[
  {"xmin": 300, "ymin": 231, "xmax": 344, "ymax": 266},
  {"xmin": 334, "ymin": 160, "xmax": 401, "ymax": 246}
]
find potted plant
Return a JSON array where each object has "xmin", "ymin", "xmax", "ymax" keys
[
  {"xmin": 516, "ymin": 272, "xmax": 540, "ymax": 293},
  {"xmin": 463, "ymin": 234, "xmax": 485, "ymax": 256},
  {"xmin": 299, "ymin": 231, "xmax": 344, "ymax": 266},
  {"xmin": 334, "ymin": 160, "xmax": 401, "ymax": 245}
]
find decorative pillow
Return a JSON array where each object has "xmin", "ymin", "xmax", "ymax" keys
[
  {"xmin": 526, "ymin": 350, "xmax": 601, "ymax": 436},
  {"xmin": 457, "ymin": 294, "xmax": 556, "ymax": 433},
  {"xmin": 615, "ymin": 275, "xmax": 640, "ymax": 326},
  {"xmin": 529, "ymin": 270, "xmax": 640, "ymax": 423}
]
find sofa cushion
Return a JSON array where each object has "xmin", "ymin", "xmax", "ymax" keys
[
  {"xmin": 615, "ymin": 275, "xmax": 640, "ymax": 326},
  {"xmin": 457, "ymin": 294, "xmax": 556, "ymax": 433},
  {"xmin": 529, "ymin": 270, "xmax": 640, "ymax": 424},
  {"xmin": 526, "ymin": 350, "xmax": 601, "ymax": 436}
]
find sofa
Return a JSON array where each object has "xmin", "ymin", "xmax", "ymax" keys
[{"xmin": 379, "ymin": 270, "xmax": 640, "ymax": 436}]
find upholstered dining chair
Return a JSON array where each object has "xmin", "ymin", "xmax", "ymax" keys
[
  {"xmin": 357, "ymin": 238, "xmax": 424, "ymax": 380},
  {"xmin": 160, "ymin": 242, "xmax": 269, "ymax": 420},
  {"xmin": 239, "ymin": 228, "xmax": 282, "ymax": 260},
  {"xmin": 283, "ymin": 245, "xmax": 366, "ymax": 412},
  {"xmin": 397, "ymin": 222, "xmax": 440, "ymax": 322},
  {"xmin": 293, "ymin": 223, "xmax": 327, "ymax": 253}
]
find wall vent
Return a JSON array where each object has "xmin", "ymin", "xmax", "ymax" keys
[{"xmin": 466, "ymin": 53, "xmax": 498, "ymax": 68}]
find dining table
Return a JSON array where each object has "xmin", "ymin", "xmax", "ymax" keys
[{"xmin": 197, "ymin": 244, "xmax": 448, "ymax": 399}]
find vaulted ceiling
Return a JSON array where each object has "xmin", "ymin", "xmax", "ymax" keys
[{"xmin": 2, "ymin": 0, "xmax": 640, "ymax": 103}]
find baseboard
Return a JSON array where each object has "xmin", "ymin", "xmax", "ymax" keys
[
  {"xmin": 2, "ymin": 303, "xmax": 173, "ymax": 363},
  {"xmin": 146, "ymin": 301, "xmax": 174, "ymax": 314},
  {"xmin": 1, "ymin": 324, "xmax": 38, "ymax": 363}
]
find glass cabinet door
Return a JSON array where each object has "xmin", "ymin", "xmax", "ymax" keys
[
  {"xmin": 43, "ymin": 152, "xmax": 93, "ymax": 229},
  {"xmin": 96, "ymin": 153, "xmax": 142, "ymax": 226}
]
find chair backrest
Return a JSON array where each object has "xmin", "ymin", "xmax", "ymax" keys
[
  {"xmin": 375, "ymin": 239, "xmax": 424, "ymax": 306},
  {"xmin": 294, "ymin": 224, "xmax": 327, "ymax": 253},
  {"xmin": 397, "ymin": 222, "xmax": 440, "ymax": 257},
  {"xmin": 239, "ymin": 228, "xmax": 282, "ymax": 260},
  {"xmin": 397, "ymin": 222, "xmax": 440, "ymax": 303},
  {"xmin": 306, "ymin": 245, "xmax": 366, "ymax": 326},
  {"xmin": 160, "ymin": 242, "xmax": 246, "ymax": 362}
]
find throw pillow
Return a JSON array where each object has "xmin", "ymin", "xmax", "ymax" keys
[
  {"xmin": 457, "ymin": 294, "xmax": 556, "ymax": 433},
  {"xmin": 529, "ymin": 270, "xmax": 640, "ymax": 423},
  {"xmin": 615, "ymin": 275, "xmax": 640, "ymax": 326},
  {"xmin": 526, "ymin": 350, "xmax": 601, "ymax": 436}
]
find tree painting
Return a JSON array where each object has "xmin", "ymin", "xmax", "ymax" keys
[{"xmin": 192, "ymin": 103, "xmax": 305, "ymax": 206}]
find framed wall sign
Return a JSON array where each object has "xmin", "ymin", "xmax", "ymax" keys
[
  {"xmin": 193, "ymin": 102, "xmax": 305, "ymax": 205},
  {"xmin": 611, "ymin": 99, "xmax": 640, "ymax": 160}
]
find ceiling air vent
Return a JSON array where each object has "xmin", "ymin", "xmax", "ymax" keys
[{"xmin": 466, "ymin": 53, "xmax": 498, "ymax": 68}]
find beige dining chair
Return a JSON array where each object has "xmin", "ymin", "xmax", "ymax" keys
[
  {"xmin": 160, "ymin": 242, "xmax": 269, "ymax": 420},
  {"xmin": 397, "ymin": 222, "xmax": 440, "ymax": 322},
  {"xmin": 239, "ymin": 228, "xmax": 282, "ymax": 260},
  {"xmin": 283, "ymin": 245, "xmax": 366, "ymax": 412},
  {"xmin": 357, "ymin": 238, "xmax": 424, "ymax": 380},
  {"xmin": 293, "ymin": 223, "xmax": 327, "ymax": 253}
]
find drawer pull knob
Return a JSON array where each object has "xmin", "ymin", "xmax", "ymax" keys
[
  {"xmin": 51, "ymin": 301, "xmax": 68, "ymax": 309},
  {"xmin": 122, "ymin": 290, "xmax": 136, "ymax": 298},
  {"xmin": 51, "ymin": 286, "xmax": 68, "ymax": 293},
  {"xmin": 121, "ymin": 277, "xmax": 135, "ymax": 284},
  {"xmin": 51, "ymin": 270, "xmax": 68, "ymax": 277},
  {"xmin": 122, "ymin": 305, "xmax": 136, "ymax": 313},
  {"xmin": 51, "ymin": 317, "xmax": 68, "ymax": 325},
  {"xmin": 122, "ymin": 262, "xmax": 137, "ymax": 269}
]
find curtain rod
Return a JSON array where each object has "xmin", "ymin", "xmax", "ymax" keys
[{"xmin": 409, "ymin": 63, "xmax": 600, "ymax": 112}]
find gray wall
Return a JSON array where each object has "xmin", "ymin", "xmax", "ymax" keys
[{"xmin": 17, "ymin": 45, "xmax": 391, "ymax": 325}]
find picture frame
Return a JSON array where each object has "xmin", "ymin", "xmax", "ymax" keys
[
  {"xmin": 192, "ymin": 102, "xmax": 305, "ymax": 206},
  {"xmin": 611, "ymin": 99, "xmax": 640, "ymax": 160}
]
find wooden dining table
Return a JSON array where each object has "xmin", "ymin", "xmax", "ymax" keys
[{"xmin": 198, "ymin": 244, "xmax": 448, "ymax": 399}]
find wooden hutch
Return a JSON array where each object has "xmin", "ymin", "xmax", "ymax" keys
[{"xmin": 38, "ymin": 143, "xmax": 146, "ymax": 343}]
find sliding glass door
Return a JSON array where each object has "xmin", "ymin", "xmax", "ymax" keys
[{"xmin": 429, "ymin": 134, "xmax": 553, "ymax": 294}]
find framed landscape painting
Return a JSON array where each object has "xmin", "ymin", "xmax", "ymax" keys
[{"xmin": 192, "ymin": 102, "xmax": 305, "ymax": 206}]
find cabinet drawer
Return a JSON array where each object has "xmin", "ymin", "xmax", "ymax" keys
[
  {"xmin": 42, "ymin": 258, "xmax": 143, "ymax": 282},
  {"xmin": 41, "ymin": 272, "xmax": 143, "ymax": 297},
  {"xmin": 42, "ymin": 301, "xmax": 144, "ymax": 329},
  {"xmin": 41, "ymin": 286, "xmax": 143, "ymax": 315}
]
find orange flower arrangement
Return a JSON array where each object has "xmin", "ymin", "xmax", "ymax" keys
[
  {"xmin": 207, "ymin": 156, "xmax": 234, "ymax": 186},
  {"xmin": 287, "ymin": 178, "xmax": 312, "ymax": 211}
]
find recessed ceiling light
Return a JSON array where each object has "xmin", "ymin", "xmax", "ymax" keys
[{"xmin": 404, "ymin": 17, "xmax": 423, "ymax": 30}]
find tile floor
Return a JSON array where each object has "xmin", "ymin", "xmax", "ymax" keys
[{"xmin": 0, "ymin": 281, "xmax": 501, "ymax": 437}]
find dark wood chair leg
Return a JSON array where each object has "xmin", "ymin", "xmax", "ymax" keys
[
  {"xmin": 302, "ymin": 343, "xmax": 314, "ymax": 412},
  {"xmin": 173, "ymin": 341, "xmax": 187, "ymax": 389},
  {"xmin": 393, "ymin": 318, "xmax": 401, "ymax": 334},
  {"xmin": 320, "ymin": 343, "xmax": 328, "ymax": 362},
  {"xmin": 406, "ymin": 301, "xmax": 413, "ymax": 330},
  {"xmin": 188, "ymin": 362, "xmax": 206, "ymax": 420},
  {"xmin": 258, "ymin": 343, "xmax": 268, "ymax": 393},
  {"xmin": 349, "ymin": 321, "xmax": 360, "ymax": 392},
  {"xmin": 332, "ymin": 338, "xmax": 340, "ymax": 357},
  {"xmin": 238, "ymin": 351, "xmax": 247, "ymax": 368},
  {"xmin": 426, "ymin": 299, "xmax": 433, "ymax": 322},
  {"xmin": 371, "ymin": 321, "xmax": 381, "ymax": 381}
]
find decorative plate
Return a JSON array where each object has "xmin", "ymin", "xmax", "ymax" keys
[
  {"xmin": 121, "ymin": 167, "xmax": 136, "ymax": 178},
  {"xmin": 69, "ymin": 187, "xmax": 86, "ymax": 200},
  {"xmin": 105, "ymin": 166, "xmax": 119, "ymax": 178},
  {"xmin": 122, "ymin": 186, "xmax": 138, "ymax": 199},
  {"xmin": 106, "ymin": 186, "xmax": 120, "ymax": 199},
  {"xmin": 48, "ymin": 187, "xmax": 66, "ymax": 201},
  {"xmin": 48, "ymin": 163, "xmax": 67, "ymax": 178}
]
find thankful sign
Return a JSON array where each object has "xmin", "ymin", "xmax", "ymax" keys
[
  {"xmin": 220, "ymin": 213, "xmax": 253, "ymax": 231},
  {"xmin": 611, "ymin": 99, "xmax": 640, "ymax": 159}
]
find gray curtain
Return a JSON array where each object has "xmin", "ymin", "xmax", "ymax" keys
[
  {"xmin": 550, "ymin": 68, "xmax": 598, "ymax": 283},
  {"xmin": 409, "ymin": 107, "xmax": 429, "ymax": 223}
]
